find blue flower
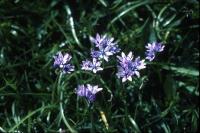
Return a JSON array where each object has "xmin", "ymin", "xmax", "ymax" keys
[
  {"xmin": 145, "ymin": 42, "xmax": 165, "ymax": 61},
  {"xmin": 76, "ymin": 84, "xmax": 103, "ymax": 102},
  {"xmin": 81, "ymin": 58, "xmax": 103, "ymax": 73},
  {"xmin": 90, "ymin": 33, "xmax": 120, "ymax": 62},
  {"xmin": 116, "ymin": 52, "xmax": 146, "ymax": 82},
  {"xmin": 53, "ymin": 52, "xmax": 74, "ymax": 73}
]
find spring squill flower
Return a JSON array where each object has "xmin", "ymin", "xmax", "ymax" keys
[
  {"xmin": 145, "ymin": 42, "xmax": 165, "ymax": 61},
  {"xmin": 116, "ymin": 52, "xmax": 146, "ymax": 82},
  {"xmin": 53, "ymin": 52, "xmax": 74, "ymax": 73},
  {"xmin": 76, "ymin": 84, "xmax": 103, "ymax": 102},
  {"xmin": 90, "ymin": 33, "xmax": 120, "ymax": 61}
]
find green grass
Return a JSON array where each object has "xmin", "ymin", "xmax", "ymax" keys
[{"xmin": 0, "ymin": 0, "xmax": 199, "ymax": 133}]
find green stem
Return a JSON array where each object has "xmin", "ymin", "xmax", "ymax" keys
[
  {"xmin": 57, "ymin": 73, "xmax": 63, "ymax": 95},
  {"xmin": 58, "ymin": 73, "xmax": 77, "ymax": 133},
  {"xmin": 90, "ymin": 105, "xmax": 94, "ymax": 133},
  {"xmin": 60, "ymin": 92, "xmax": 77, "ymax": 133},
  {"xmin": 122, "ymin": 83, "xmax": 128, "ymax": 129}
]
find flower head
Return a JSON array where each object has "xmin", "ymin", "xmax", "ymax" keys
[
  {"xmin": 90, "ymin": 33, "xmax": 120, "ymax": 62},
  {"xmin": 145, "ymin": 42, "xmax": 165, "ymax": 61},
  {"xmin": 116, "ymin": 52, "xmax": 146, "ymax": 82},
  {"xmin": 76, "ymin": 84, "xmax": 103, "ymax": 102},
  {"xmin": 81, "ymin": 58, "xmax": 103, "ymax": 73},
  {"xmin": 53, "ymin": 52, "xmax": 74, "ymax": 73}
]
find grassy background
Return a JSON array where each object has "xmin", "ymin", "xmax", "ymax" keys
[{"xmin": 0, "ymin": 0, "xmax": 199, "ymax": 132}]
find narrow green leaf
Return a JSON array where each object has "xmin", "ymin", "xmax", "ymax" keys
[
  {"xmin": 162, "ymin": 65, "xmax": 199, "ymax": 77},
  {"xmin": 128, "ymin": 115, "xmax": 141, "ymax": 133}
]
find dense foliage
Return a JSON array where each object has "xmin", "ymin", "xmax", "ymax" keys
[{"xmin": 0, "ymin": 0, "xmax": 199, "ymax": 133}]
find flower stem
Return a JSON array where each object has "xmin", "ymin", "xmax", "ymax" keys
[
  {"xmin": 58, "ymin": 73, "xmax": 77, "ymax": 133},
  {"xmin": 90, "ymin": 105, "xmax": 95, "ymax": 133}
]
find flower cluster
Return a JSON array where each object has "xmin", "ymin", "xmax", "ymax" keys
[
  {"xmin": 81, "ymin": 33, "xmax": 120, "ymax": 73},
  {"xmin": 76, "ymin": 84, "xmax": 103, "ymax": 102},
  {"xmin": 53, "ymin": 33, "xmax": 165, "ymax": 102},
  {"xmin": 145, "ymin": 42, "xmax": 165, "ymax": 61},
  {"xmin": 53, "ymin": 52, "xmax": 74, "ymax": 73},
  {"xmin": 116, "ymin": 52, "xmax": 146, "ymax": 82},
  {"xmin": 90, "ymin": 34, "xmax": 120, "ymax": 62}
]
